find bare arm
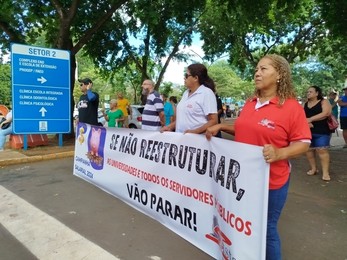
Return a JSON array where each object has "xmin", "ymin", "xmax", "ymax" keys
[
  {"xmin": 263, "ymin": 141, "xmax": 310, "ymax": 163},
  {"xmin": 161, "ymin": 120, "xmax": 175, "ymax": 132},
  {"xmin": 206, "ymin": 123, "xmax": 235, "ymax": 140},
  {"xmin": 159, "ymin": 111, "xmax": 165, "ymax": 127},
  {"xmin": 102, "ymin": 110, "xmax": 109, "ymax": 122},
  {"xmin": 330, "ymin": 100, "xmax": 337, "ymax": 109},
  {"xmin": 185, "ymin": 113, "xmax": 218, "ymax": 134},
  {"xmin": 307, "ymin": 99, "xmax": 331, "ymax": 123},
  {"xmin": 337, "ymin": 98, "xmax": 347, "ymax": 107}
]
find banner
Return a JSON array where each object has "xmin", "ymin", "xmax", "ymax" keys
[{"xmin": 73, "ymin": 123, "xmax": 269, "ymax": 260}]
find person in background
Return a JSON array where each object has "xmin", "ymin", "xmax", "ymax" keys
[
  {"xmin": 161, "ymin": 63, "xmax": 218, "ymax": 134},
  {"xmin": 205, "ymin": 54, "xmax": 311, "ymax": 260},
  {"xmin": 328, "ymin": 91, "xmax": 338, "ymax": 119},
  {"xmin": 141, "ymin": 79, "xmax": 165, "ymax": 131},
  {"xmin": 169, "ymin": 96, "xmax": 178, "ymax": 123},
  {"xmin": 0, "ymin": 109, "xmax": 12, "ymax": 151},
  {"xmin": 304, "ymin": 86, "xmax": 332, "ymax": 181},
  {"xmin": 222, "ymin": 103, "xmax": 227, "ymax": 119},
  {"xmin": 215, "ymin": 93, "xmax": 223, "ymax": 137},
  {"xmin": 76, "ymin": 78, "xmax": 99, "ymax": 126},
  {"xmin": 162, "ymin": 94, "xmax": 174, "ymax": 126},
  {"xmin": 337, "ymin": 87, "xmax": 347, "ymax": 148},
  {"xmin": 103, "ymin": 99, "xmax": 124, "ymax": 128},
  {"xmin": 117, "ymin": 92, "xmax": 132, "ymax": 128},
  {"xmin": 234, "ymin": 103, "xmax": 240, "ymax": 117}
]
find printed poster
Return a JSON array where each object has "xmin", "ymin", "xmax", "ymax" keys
[{"xmin": 73, "ymin": 123, "xmax": 269, "ymax": 260}]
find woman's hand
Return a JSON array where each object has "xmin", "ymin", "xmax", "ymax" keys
[
  {"xmin": 205, "ymin": 124, "xmax": 221, "ymax": 140},
  {"xmin": 160, "ymin": 125, "xmax": 172, "ymax": 132},
  {"xmin": 263, "ymin": 144, "xmax": 280, "ymax": 163},
  {"xmin": 263, "ymin": 142, "xmax": 310, "ymax": 163}
]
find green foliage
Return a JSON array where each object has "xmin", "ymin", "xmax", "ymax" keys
[
  {"xmin": 159, "ymin": 82, "xmax": 174, "ymax": 98},
  {"xmin": 199, "ymin": 0, "xmax": 346, "ymax": 86},
  {"xmin": 83, "ymin": 0, "xmax": 204, "ymax": 88},
  {"xmin": 317, "ymin": 0, "xmax": 347, "ymax": 40},
  {"xmin": 208, "ymin": 60, "xmax": 253, "ymax": 101},
  {"xmin": 292, "ymin": 58, "xmax": 343, "ymax": 99},
  {"xmin": 0, "ymin": 64, "xmax": 11, "ymax": 106},
  {"xmin": 1, "ymin": 0, "xmax": 346, "ymax": 117}
]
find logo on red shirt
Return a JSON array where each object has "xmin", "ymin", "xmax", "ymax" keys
[{"xmin": 258, "ymin": 118, "xmax": 275, "ymax": 130}]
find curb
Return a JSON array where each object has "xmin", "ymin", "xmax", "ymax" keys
[{"xmin": 0, "ymin": 151, "xmax": 75, "ymax": 167}]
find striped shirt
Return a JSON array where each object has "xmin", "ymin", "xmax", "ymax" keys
[{"xmin": 142, "ymin": 91, "xmax": 164, "ymax": 131}]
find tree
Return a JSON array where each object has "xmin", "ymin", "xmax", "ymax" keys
[
  {"xmin": 1, "ymin": 0, "xmax": 206, "ymax": 107},
  {"xmin": 0, "ymin": 63, "xmax": 11, "ymax": 106},
  {"xmin": 208, "ymin": 60, "xmax": 253, "ymax": 100},
  {"xmin": 316, "ymin": 0, "xmax": 347, "ymax": 40},
  {"xmin": 83, "ymin": 0, "xmax": 205, "ymax": 105},
  {"xmin": 198, "ymin": 0, "xmax": 345, "ymax": 82},
  {"xmin": 0, "ymin": 0, "xmax": 128, "ymax": 135}
]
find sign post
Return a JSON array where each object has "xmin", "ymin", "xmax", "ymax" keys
[{"xmin": 11, "ymin": 43, "xmax": 71, "ymax": 136}]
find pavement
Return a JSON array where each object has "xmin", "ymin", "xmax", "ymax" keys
[{"xmin": 0, "ymin": 136, "xmax": 75, "ymax": 167}]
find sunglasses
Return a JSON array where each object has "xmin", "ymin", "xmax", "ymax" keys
[{"xmin": 184, "ymin": 73, "xmax": 193, "ymax": 79}]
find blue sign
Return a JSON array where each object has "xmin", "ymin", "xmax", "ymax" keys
[{"xmin": 11, "ymin": 43, "xmax": 71, "ymax": 134}]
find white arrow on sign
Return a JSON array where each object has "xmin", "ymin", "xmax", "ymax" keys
[
  {"xmin": 37, "ymin": 76, "xmax": 47, "ymax": 84},
  {"xmin": 39, "ymin": 107, "xmax": 47, "ymax": 117}
]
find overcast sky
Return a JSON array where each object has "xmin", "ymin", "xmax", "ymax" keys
[{"xmin": 163, "ymin": 43, "xmax": 205, "ymax": 85}]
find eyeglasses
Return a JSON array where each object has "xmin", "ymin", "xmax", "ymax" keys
[{"xmin": 184, "ymin": 73, "xmax": 193, "ymax": 79}]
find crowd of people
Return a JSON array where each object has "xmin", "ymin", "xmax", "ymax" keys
[
  {"xmin": 2, "ymin": 54, "xmax": 347, "ymax": 259},
  {"xmin": 74, "ymin": 58, "xmax": 345, "ymax": 259}
]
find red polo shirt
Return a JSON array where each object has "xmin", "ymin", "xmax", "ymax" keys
[{"xmin": 235, "ymin": 97, "xmax": 311, "ymax": 189}]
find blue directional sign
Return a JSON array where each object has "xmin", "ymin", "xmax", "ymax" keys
[{"xmin": 11, "ymin": 43, "xmax": 71, "ymax": 134}]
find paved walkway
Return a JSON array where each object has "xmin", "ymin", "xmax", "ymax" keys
[{"xmin": 0, "ymin": 140, "xmax": 74, "ymax": 166}]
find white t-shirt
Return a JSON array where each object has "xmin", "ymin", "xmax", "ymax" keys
[{"xmin": 175, "ymin": 85, "xmax": 217, "ymax": 133}]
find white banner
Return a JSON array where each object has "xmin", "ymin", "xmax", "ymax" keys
[{"xmin": 73, "ymin": 123, "xmax": 269, "ymax": 260}]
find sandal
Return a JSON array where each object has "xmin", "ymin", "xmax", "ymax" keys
[
  {"xmin": 306, "ymin": 169, "xmax": 318, "ymax": 176},
  {"xmin": 322, "ymin": 175, "xmax": 331, "ymax": 181}
]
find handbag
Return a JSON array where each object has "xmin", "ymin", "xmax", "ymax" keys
[
  {"xmin": 327, "ymin": 114, "xmax": 339, "ymax": 131},
  {"xmin": 0, "ymin": 117, "xmax": 11, "ymax": 130}
]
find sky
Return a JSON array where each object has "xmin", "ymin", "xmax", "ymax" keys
[{"xmin": 162, "ymin": 37, "xmax": 205, "ymax": 86}]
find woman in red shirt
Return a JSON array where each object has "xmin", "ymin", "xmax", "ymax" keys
[{"xmin": 206, "ymin": 54, "xmax": 311, "ymax": 260}]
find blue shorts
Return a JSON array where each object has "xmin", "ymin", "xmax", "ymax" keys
[{"xmin": 310, "ymin": 133, "xmax": 330, "ymax": 148}]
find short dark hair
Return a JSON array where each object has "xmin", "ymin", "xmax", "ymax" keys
[
  {"xmin": 169, "ymin": 96, "xmax": 177, "ymax": 104},
  {"xmin": 78, "ymin": 78, "xmax": 93, "ymax": 84}
]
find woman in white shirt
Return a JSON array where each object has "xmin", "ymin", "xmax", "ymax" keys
[{"xmin": 162, "ymin": 63, "xmax": 218, "ymax": 134}]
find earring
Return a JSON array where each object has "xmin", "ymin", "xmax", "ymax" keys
[{"xmin": 277, "ymin": 79, "xmax": 280, "ymax": 83}]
